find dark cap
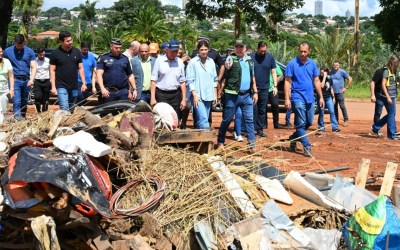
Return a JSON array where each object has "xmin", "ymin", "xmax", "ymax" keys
[
  {"xmin": 160, "ymin": 42, "xmax": 168, "ymax": 50},
  {"xmin": 234, "ymin": 38, "xmax": 246, "ymax": 46},
  {"xmin": 167, "ymin": 40, "xmax": 180, "ymax": 51},
  {"xmin": 198, "ymin": 35, "xmax": 210, "ymax": 42},
  {"xmin": 110, "ymin": 38, "xmax": 122, "ymax": 46}
]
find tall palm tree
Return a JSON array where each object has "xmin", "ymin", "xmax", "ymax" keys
[
  {"xmin": 174, "ymin": 20, "xmax": 197, "ymax": 53},
  {"xmin": 14, "ymin": 0, "xmax": 44, "ymax": 36},
  {"xmin": 123, "ymin": 7, "xmax": 168, "ymax": 44},
  {"xmin": 79, "ymin": 0, "xmax": 98, "ymax": 46},
  {"xmin": 309, "ymin": 28, "xmax": 354, "ymax": 70},
  {"xmin": 95, "ymin": 26, "xmax": 123, "ymax": 54}
]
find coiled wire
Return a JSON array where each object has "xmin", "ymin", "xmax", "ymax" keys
[{"xmin": 109, "ymin": 174, "xmax": 166, "ymax": 218}]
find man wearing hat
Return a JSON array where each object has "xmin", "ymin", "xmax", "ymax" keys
[
  {"xmin": 96, "ymin": 38, "xmax": 137, "ymax": 104},
  {"xmin": 150, "ymin": 40, "xmax": 186, "ymax": 120},
  {"xmin": 218, "ymin": 39, "xmax": 258, "ymax": 150},
  {"xmin": 131, "ymin": 43, "xmax": 156, "ymax": 103},
  {"xmin": 149, "ymin": 43, "xmax": 160, "ymax": 58},
  {"xmin": 160, "ymin": 42, "xmax": 168, "ymax": 55}
]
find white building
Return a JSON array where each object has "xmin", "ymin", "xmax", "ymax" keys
[
  {"xmin": 315, "ymin": 0, "xmax": 323, "ymax": 16},
  {"xmin": 182, "ymin": 0, "xmax": 189, "ymax": 9}
]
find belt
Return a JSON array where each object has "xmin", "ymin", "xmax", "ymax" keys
[
  {"xmin": 238, "ymin": 90, "xmax": 251, "ymax": 95},
  {"xmin": 36, "ymin": 79, "xmax": 49, "ymax": 82},
  {"xmin": 142, "ymin": 90, "xmax": 150, "ymax": 93},
  {"xmin": 15, "ymin": 75, "xmax": 29, "ymax": 81},
  {"xmin": 156, "ymin": 87, "xmax": 179, "ymax": 93}
]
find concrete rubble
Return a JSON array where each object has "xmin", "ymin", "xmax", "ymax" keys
[{"xmin": 0, "ymin": 100, "xmax": 397, "ymax": 249}]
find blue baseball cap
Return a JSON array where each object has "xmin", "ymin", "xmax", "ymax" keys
[
  {"xmin": 167, "ymin": 40, "xmax": 180, "ymax": 51},
  {"xmin": 160, "ymin": 42, "xmax": 168, "ymax": 50}
]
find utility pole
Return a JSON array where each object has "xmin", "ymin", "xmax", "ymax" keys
[{"xmin": 353, "ymin": 0, "xmax": 360, "ymax": 75}]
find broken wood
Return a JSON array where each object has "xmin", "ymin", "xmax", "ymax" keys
[
  {"xmin": 112, "ymin": 240, "xmax": 130, "ymax": 250},
  {"xmin": 47, "ymin": 114, "xmax": 64, "ymax": 138},
  {"xmin": 59, "ymin": 217, "xmax": 91, "ymax": 230},
  {"xmin": 355, "ymin": 158, "xmax": 370, "ymax": 189},
  {"xmin": 129, "ymin": 235, "xmax": 155, "ymax": 250},
  {"xmin": 391, "ymin": 184, "xmax": 400, "ymax": 208},
  {"xmin": 380, "ymin": 162, "xmax": 398, "ymax": 196}
]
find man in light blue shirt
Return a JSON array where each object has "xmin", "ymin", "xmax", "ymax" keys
[
  {"xmin": 78, "ymin": 41, "xmax": 96, "ymax": 104},
  {"xmin": 150, "ymin": 40, "xmax": 186, "ymax": 120},
  {"xmin": 330, "ymin": 61, "xmax": 353, "ymax": 126}
]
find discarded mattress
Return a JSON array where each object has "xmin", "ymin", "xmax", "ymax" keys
[{"xmin": 1, "ymin": 147, "xmax": 111, "ymax": 216}]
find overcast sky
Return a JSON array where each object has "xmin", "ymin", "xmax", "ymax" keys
[{"xmin": 42, "ymin": 0, "xmax": 382, "ymax": 17}]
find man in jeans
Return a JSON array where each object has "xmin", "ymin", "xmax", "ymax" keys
[
  {"xmin": 330, "ymin": 61, "xmax": 352, "ymax": 127},
  {"xmin": 3, "ymin": 34, "xmax": 37, "ymax": 118},
  {"xmin": 250, "ymin": 41, "xmax": 277, "ymax": 137},
  {"xmin": 285, "ymin": 42, "xmax": 324, "ymax": 157},
  {"xmin": 50, "ymin": 31, "xmax": 87, "ymax": 111},
  {"xmin": 218, "ymin": 39, "xmax": 258, "ymax": 150}
]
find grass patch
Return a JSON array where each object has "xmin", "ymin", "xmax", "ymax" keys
[{"xmin": 346, "ymin": 81, "xmax": 370, "ymax": 99}]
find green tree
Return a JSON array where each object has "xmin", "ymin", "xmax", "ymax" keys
[
  {"xmin": 14, "ymin": 0, "xmax": 44, "ymax": 36},
  {"xmin": 79, "ymin": 0, "xmax": 98, "ymax": 46},
  {"xmin": 43, "ymin": 7, "xmax": 66, "ymax": 18},
  {"xmin": 105, "ymin": 0, "xmax": 163, "ymax": 31},
  {"xmin": 197, "ymin": 20, "xmax": 213, "ymax": 32},
  {"xmin": 164, "ymin": 4, "xmax": 181, "ymax": 14},
  {"xmin": 0, "ymin": 0, "xmax": 14, "ymax": 49},
  {"xmin": 297, "ymin": 20, "xmax": 310, "ymax": 32},
  {"xmin": 309, "ymin": 28, "xmax": 354, "ymax": 70},
  {"xmin": 174, "ymin": 20, "xmax": 197, "ymax": 52},
  {"xmin": 375, "ymin": 0, "xmax": 400, "ymax": 49},
  {"xmin": 95, "ymin": 26, "xmax": 123, "ymax": 54},
  {"xmin": 185, "ymin": 0, "xmax": 303, "ymax": 39},
  {"xmin": 122, "ymin": 7, "xmax": 168, "ymax": 44}
]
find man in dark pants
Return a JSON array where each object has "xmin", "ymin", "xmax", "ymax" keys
[
  {"xmin": 34, "ymin": 48, "xmax": 50, "ymax": 112},
  {"xmin": 3, "ymin": 34, "xmax": 37, "ymax": 118},
  {"xmin": 266, "ymin": 63, "xmax": 284, "ymax": 129},
  {"xmin": 251, "ymin": 41, "xmax": 277, "ymax": 137},
  {"xmin": 150, "ymin": 40, "xmax": 186, "ymax": 120},
  {"xmin": 96, "ymin": 38, "xmax": 137, "ymax": 104},
  {"xmin": 330, "ymin": 62, "xmax": 352, "ymax": 127}
]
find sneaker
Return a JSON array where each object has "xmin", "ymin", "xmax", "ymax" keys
[
  {"xmin": 237, "ymin": 135, "xmax": 244, "ymax": 142},
  {"xmin": 318, "ymin": 127, "xmax": 325, "ymax": 132},
  {"xmin": 343, "ymin": 121, "xmax": 349, "ymax": 127},
  {"xmin": 332, "ymin": 128, "xmax": 341, "ymax": 132},
  {"xmin": 303, "ymin": 148, "xmax": 312, "ymax": 157},
  {"xmin": 274, "ymin": 124, "xmax": 284, "ymax": 129},
  {"xmin": 370, "ymin": 126, "xmax": 382, "ymax": 138},
  {"xmin": 289, "ymin": 141, "xmax": 296, "ymax": 152},
  {"xmin": 285, "ymin": 123, "xmax": 294, "ymax": 128},
  {"xmin": 257, "ymin": 130, "xmax": 267, "ymax": 138},
  {"xmin": 233, "ymin": 131, "xmax": 238, "ymax": 140},
  {"xmin": 217, "ymin": 143, "xmax": 225, "ymax": 150}
]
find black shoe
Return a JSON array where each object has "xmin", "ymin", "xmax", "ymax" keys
[
  {"xmin": 285, "ymin": 123, "xmax": 294, "ymax": 128},
  {"xmin": 332, "ymin": 128, "xmax": 341, "ymax": 132},
  {"xmin": 289, "ymin": 141, "xmax": 296, "ymax": 152},
  {"xmin": 257, "ymin": 130, "xmax": 267, "ymax": 137},
  {"xmin": 274, "ymin": 124, "xmax": 284, "ymax": 129},
  {"xmin": 370, "ymin": 126, "xmax": 382, "ymax": 138},
  {"xmin": 303, "ymin": 148, "xmax": 312, "ymax": 157}
]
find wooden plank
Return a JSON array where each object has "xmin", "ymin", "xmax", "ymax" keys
[
  {"xmin": 112, "ymin": 240, "xmax": 130, "ymax": 250},
  {"xmin": 391, "ymin": 184, "xmax": 400, "ymax": 208},
  {"xmin": 379, "ymin": 162, "xmax": 398, "ymax": 196},
  {"xmin": 157, "ymin": 130, "xmax": 216, "ymax": 144},
  {"xmin": 355, "ymin": 158, "xmax": 370, "ymax": 189}
]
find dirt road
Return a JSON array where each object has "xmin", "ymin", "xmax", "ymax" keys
[{"xmin": 212, "ymin": 99, "xmax": 400, "ymax": 192}]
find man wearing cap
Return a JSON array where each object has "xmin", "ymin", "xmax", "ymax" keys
[
  {"xmin": 96, "ymin": 38, "xmax": 137, "ymax": 104},
  {"xmin": 149, "ymin": 43, "xmax": 159, "ymax": 58},
  {"xmin": 131, "ymin": 43, "xmax": 156, "ymax": 103},
  {"xmin": 218, "ymin": 39, "xmax": 258, "ymax": 150},
  {"xmin": 50, "ymin": 31, "xmax": 86, "ymax": 111},
  {"xmin": 250, "ymin": 41, "xmax": 278, "ymax": 137},
  {"xmin": 150, "ymin": 40, "xmax": 186, "ymax": 120},
  {"xmin": 160, "ymin": 42, "xmax": 168, "ymax": 55},
  {"xmin": 3, "ymin": 34, "xmax": 37, "ymax": 118},
  {"xmin": 123, "ymin": 41, "xmax": 140, "ymax": 60}
]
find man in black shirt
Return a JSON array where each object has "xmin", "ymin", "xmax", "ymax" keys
[
  {"xmin": 50, "ymin": 31, "xmax": 87, "ymax": 111},
  {"xmin": 370, "ymin": 67, "xmax": 385, "ymax": 124}
]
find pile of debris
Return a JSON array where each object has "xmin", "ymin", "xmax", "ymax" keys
[{"xmin": 0, "ymin": 100, "xmax": 399, "ymax": 249}]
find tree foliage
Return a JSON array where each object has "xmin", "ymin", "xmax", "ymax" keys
[
  {"xmin": 375, "ymin": 0, "xmax": 400, "ymax": 49},
  {"xmin": 104, "ymin": 0, "xmax": 164, "ymax": 31},
  {"xmin": 0, "ymin": 0, "xmax": 14, "ymax": 49},
  {"xmin": 164, "ymin": 4, "xmax": 181, "ymax": 14},
  {"xmin": 13, "ymin": 0, "xmax": 44, "ymax": 36},
  {"xmin": 185, "ymin": 0, "xmax": 304, "ymax": 40},
  {"xmin": 79, "ymin": 0, "xmax": 98, "ymax": 46},
  {"xmin": 43, "ymin": 7, "xmax": 67, "ymax": 18}
]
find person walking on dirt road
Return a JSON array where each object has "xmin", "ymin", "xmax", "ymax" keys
[
  {"xmin": 330, "ymin": 61, "xmax": 352, "ymax": 127},
  {"xmin": 284, "ymin": 42, "xmax": 324, "ymax": 157}
]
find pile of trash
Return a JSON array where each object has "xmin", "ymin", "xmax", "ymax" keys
[{"xmin": 0, "ymin": 100, "xmax": 399, "ymax": 249}]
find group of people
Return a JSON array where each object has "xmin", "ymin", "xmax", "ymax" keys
[{"xmin": 0, "ymin": 32, "xmax": 398, "ymax": 156}]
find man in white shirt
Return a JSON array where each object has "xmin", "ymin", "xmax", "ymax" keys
[
  {"xmin": 123, "ymin": 41, "xmax": 140, "ymax": 60},
  {"xmin": 34, "ymin": 48, "xmax": 50, "ymax": 112}
]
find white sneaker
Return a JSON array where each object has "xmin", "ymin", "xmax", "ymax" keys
[
  {"xmin": 233, "ymin": 131, "xmax": 239, "ymax": 140},
  {"xmin": 237, "ymin": 135, "xmax": 244, "ymax": 142}
]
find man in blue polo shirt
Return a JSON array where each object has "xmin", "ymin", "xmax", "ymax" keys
[
  {"xmin": 285, "ymin": 42, "xmax": 324, "ymax": 157},
  {"xmin": 3, "ymin": 34, "xmax": 37, "ymax": 118},
  {"xmin": 96, "ymin": 38, "xmax": 137, "ymax": 104},
  {"xmin": 77, "ymin": 41, "xmax": 96, "ymax": 104}
]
